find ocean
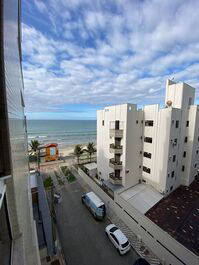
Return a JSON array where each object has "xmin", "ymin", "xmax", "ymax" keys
[{"xmin": 27, "ymin": 120, "xmax": 96, "ymax": 147}]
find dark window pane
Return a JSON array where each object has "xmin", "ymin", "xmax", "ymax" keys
[{"xmin": 145, "ymin": 120, "xmax": 153, "ymax": 126}]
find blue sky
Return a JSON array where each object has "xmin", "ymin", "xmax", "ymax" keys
[{"xmin": 22, "ymin": 0, "xmax": 199, "ymax": 120}]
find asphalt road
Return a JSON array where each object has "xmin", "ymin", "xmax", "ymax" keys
[{"xmin": 55, "ymin": 180, "xmax": 139, "ymax": 265}]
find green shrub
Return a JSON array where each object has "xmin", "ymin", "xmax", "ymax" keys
[
  {"xmin": 67, "ymin": 173, "xmax": 76, "ymax": 183},
  {"xmin": 43, "ymin": 177, "xmax": 53, "ymax": 188},
  {"xmin": 60, "ymin": 166, "xmax": 76, "ymax": 182},
  {"xmin": 54, "ymin": 171, "xmax": 65, "ymax": 186}
]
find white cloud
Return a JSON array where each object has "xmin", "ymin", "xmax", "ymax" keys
[
  {"xmin": 34, "ymin": 0, "xmax": 47, "ymax": 13},
  {"xmin": 22, "ymin": 0, "xmax": 199, "ymax": 115}
]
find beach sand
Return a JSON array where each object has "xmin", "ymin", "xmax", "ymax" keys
[{"xmin": 58, "ymin": 144, "xmax": 88, "ymax": 157}]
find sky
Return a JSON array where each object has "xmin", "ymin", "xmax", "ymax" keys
[{"xmin": 22, "ymin": 0, "xmax": 199, "ymax": 120}]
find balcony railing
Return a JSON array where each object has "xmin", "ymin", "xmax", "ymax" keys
[
  {"xmin": 109, "ymin": 173, "xmax": 122, "ymax": 185},
  {"xmin": 109, "ymin": 159, "xmax": 122, "ymax": 170},
  {"xmin": 110, "ymin": 144, "xmax": 122, "ymax": 149},
  {"xmin": 109, "ymin": 144, "xmax": 123, "ymax": 154},
  {"xmin": 110, "ymin": 129, "xmax": 123, "ymax": 138}
]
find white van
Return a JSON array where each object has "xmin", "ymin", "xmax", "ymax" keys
[{"xmin": 81, "ymin": 191, "xmax": 106, "ymax": 220}]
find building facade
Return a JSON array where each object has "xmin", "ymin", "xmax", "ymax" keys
[
  {"xmin": 0, "ymin": 1, "xmax": 40, "ymax": 264},
  {"xmin": 97, "ymin": 80, "xmax": 199, "ymax": 195}
]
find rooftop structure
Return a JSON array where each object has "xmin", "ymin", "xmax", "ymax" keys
[
  {"xmin": 119, "ymin": 183, "xmax": 163, "ymax": 214},
  {"xmin": 84, "ymin": 162, "xmax": 97, "ymax": 171},
  {"xmin": 145, "ymin": 179, "xmax": 199, "ymax": 256}
]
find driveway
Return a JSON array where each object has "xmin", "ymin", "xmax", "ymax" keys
[{"xmin": 55, "ymin": 180, "xmax": 139, "ymax": 265}]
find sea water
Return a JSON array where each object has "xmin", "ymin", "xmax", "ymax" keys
[{"xmin": 27, "ymin": 120, "xmax": 96, "ymax": 147}]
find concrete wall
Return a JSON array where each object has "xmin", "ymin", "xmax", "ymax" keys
[
  {"xmin": 124, "ymin": 105, "xmax": 143, "ymax": 187},
  {"xmin": 185, "ymin": 106, "xmax": 199, "ymax": 185},
  {"xmin": 97, "ymin": 108, "xmax": 111, "ymax": 181},
  {"xmin": 165, "ymin": 81, "xmax": 195, "ymax": 110},
  {"xmin": 97, "ymin": 104, "xmax": 143, "ymax": 189},
  {"xmin": 142, "ymin": 104, "xmax": 159, "ymax": 186}
]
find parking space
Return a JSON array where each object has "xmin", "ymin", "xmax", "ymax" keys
[{"xmin": 55, "ymin": 180, "xmax": 139, "ymax": 265}]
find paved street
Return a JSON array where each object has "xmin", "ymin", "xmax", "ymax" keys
[{"xmin": 55, "ymin": 180, "xmax": 139, "ymax": 265}]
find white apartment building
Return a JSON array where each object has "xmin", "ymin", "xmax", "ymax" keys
[{"xmin": 97, "ymin": 80, "xmax": 199, "ymax": 195}]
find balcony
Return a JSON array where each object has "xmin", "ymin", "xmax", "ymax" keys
[
  {"xmin": 109, "ymin": 173, "xmax": 122, "ymax": 185},
  {"xmin": 110, "ymin": 129, "xmax": 123, "ymax": 138},
  {"xmin": 109, "ymin": 159, "xmax": 122, "ymax": 170},
  {"xmin": 109, "ymin": 144, "xmax": 123, "ymax": 154}
]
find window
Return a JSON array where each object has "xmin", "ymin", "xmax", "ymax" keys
[
  {"xmin": 145, "ymin": 120, "xmax": 154, "ymax": 126},
  {"xmin": 168, "ymin": 173, "xmax": 170, "ymax": 178},
  {"xmin": 186, "ymin": 121, "xmax": 189, "ymax": 127},
  {"xmin": 143, "ymin": 166, "xmax": 151, "ymax": 174},
  {"xmin": 115, "ymin": 120, "xmax": 119, "ymax": 129},
  {"xmin": 188, "ymin": 97, "xmax": 192, "ymax": 106},
  {"xmin": 110, "ymin": 234, "xmax": 119, "ymax": 245},
  {"xmin": 140, "ymin": 151, "xmax": 142, "ymax": 154},
  {"xmin": 184, "ymin": 136, "xmax": 188, "ymax": 143},
  {"xmin": 183, "ymin": 151, "xmax": 186, "ymax": 158},
  {"xmin": 110, "ymin": 227, "xmax": 118, "ymax": 233},
  {"xmin": 121, "ymin": 241, "xmax": 129, "ymax": 248},
  {"xmin": 102, "ymin": 120, "xmax": 104, "ymax": 126},
  {"xmin": 171, "ymin": 171, "xmax": 175, "ymax": 178},
  {"xmin": 182, "ymin": 165, "xmax": 185, "ymax": 172},
  {"xmin": 144, "ymin": 137, "xmax": 152, "ymax": 143},
  {"xmin": 175, "ymin": 120, "xmax": 179, "ymax": 128},
  {"xmin": 194, "ymin": 163, "xmax": 197, "ymax": 168},
  {"xmin": 198, "ymin": 136, "xmax": 199, "ymax": 142},
  {"xmin": 143, "ymin": 152, "xmax": 152, "ymax": 159},
  {"xmin": 140, "ymin": 136, "xmax": 143, "ymax": 140},
  {"xmin": 136, "ymin": 120, "xmax": 138, "ymax": 124},
  {"xmin": 141, "ymin": 120, "xmax": 143, "ymax": 124},
  {"xmin": 172, "ymin": 155, "xmax": 176, "ymax": 162},
  {"xmin": 172, "ymin": 120, "xmax": 174, "ymax": 125},
  {"xmin": 170, "ymin": 186, "xmax": 173, "ymax": 191},
  {"xmin": 196, "ymin": 150, "xmax": 198, "ymax": 155},
  {"xmin": 174, "ymin": 138, "xmax": 177, "ymax": 145}
]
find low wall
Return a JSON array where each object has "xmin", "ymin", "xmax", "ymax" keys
[
  {"xmin": 77, "ymin": 167, "xmax": 114, "ymax": 207},
  {"xmin": 77, "ymin": 167, "xmax": 198, "ymax": 265}
]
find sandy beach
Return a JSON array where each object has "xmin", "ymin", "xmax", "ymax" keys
[{"xmin": 58, "ymin": 144, "xmax": 90, "ymax": 157}]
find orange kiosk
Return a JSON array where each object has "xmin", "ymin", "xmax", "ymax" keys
[{"xmin": 40, "ymin": 143, "xmax": 59, "ymax": 162}]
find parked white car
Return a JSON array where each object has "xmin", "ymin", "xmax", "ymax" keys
[{"xmin": 105, "ymin": 224, "xmax": 130, "ymax": 255}]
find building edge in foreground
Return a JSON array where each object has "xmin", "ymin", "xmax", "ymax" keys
[{"xmin": 0, "ymin": 0, "xmax": 40, "ymax": 264}]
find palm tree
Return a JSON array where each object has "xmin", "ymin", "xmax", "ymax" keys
[
  {"xmin": 73, "ymin": 144, "xmax": 84, "ymax": 164},
  {"xmin": 29, "ymin": 140, "xmax": 41, "ymax": 167},
  {"xmin": 85, "ymin": 142, "xmax": 96, "ymax": 162},
  {"xmin": 29, "ymin": 140, "xmax": 40, "ymax": 155}
]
